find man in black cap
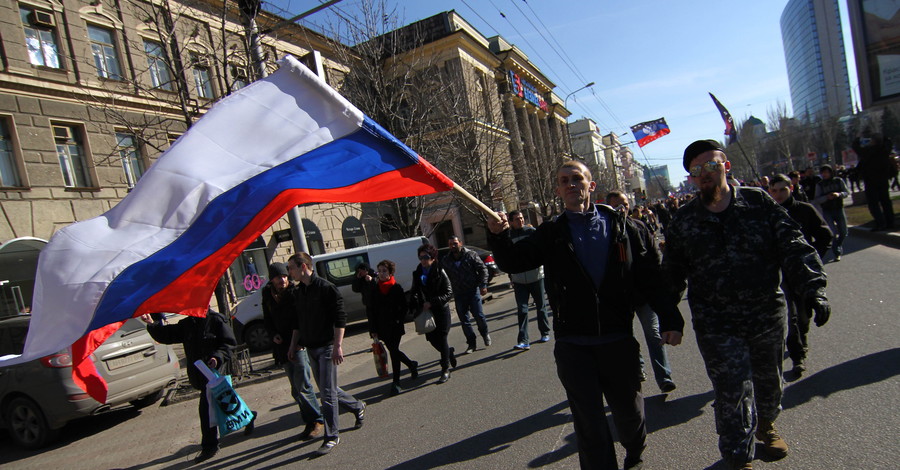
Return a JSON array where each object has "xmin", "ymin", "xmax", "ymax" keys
[
  {"xmin": 262, "ymin": 262, "xmax": 324, "ymax": 440},
  {"xmin": 663, "ymin": 140, "xmax": 831, "ymax": 470}
]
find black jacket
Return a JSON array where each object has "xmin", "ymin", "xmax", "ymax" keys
[
  {"xmin": 261, "ymin": 282, "xmax": 296, "ymax": 363},
  {"xmin": 368, "ymin": 282, "xmax": 407, "ymax": 340},
  {"xmin": 147, "ymin": 309, "xmax": 236, "ymax": 390},
  {"xmin": 292, "ymin": 274, "xmax": 346, "ymax": 349},
  {"xmin": 781, "ymin": 195, "xmax": 833, "ymax": 258},
  {"xmin": 411, "ymin": 264, "xmax": 453, "ymax": 334},
  {"xmin": 488, "ymin": 204, "xmax": 684, "ymax": 339}
]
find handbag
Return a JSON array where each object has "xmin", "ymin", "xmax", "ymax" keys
[
  {"xmin": 195, "ymin": 360, "xmax": 255, "ymax": 437},
  {"xmin": 415, "ymin": 308, "xmax": 436, "ymax": 334},
  {"xmin": 372, "ymin": 340, "xmax": 389, "ymax": 378}
]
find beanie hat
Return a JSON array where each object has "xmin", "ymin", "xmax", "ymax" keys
[
  {"xmin": 268, "ymin": 262, "xmax": 288, "ymax": 278},
  {"xmin": 683, "ymin": 139, "xmax": 724, "ymax": 171}
]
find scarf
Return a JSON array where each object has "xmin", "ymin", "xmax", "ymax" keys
[{"xmin": 378, "ymin": 276, "xmax": 396, "ymax": 295}]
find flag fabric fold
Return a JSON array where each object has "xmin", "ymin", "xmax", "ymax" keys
[
  {"xmin": 0, "ymin": 55, "xmax": 455, "ymax": 403},
  {"xmin": 709, "ymin": 92, "xmax": 738, "ymax": 145},
  {"xmin": 630, "ymin": 118, "xmax": 670, "ymax": 147}
]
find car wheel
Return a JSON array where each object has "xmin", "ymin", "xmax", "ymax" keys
[
  {"xmin": 243, "ymin": 321, "xmax": 271, "ymax": 352},
  {"xmin": 4, "ymin": 396, "xmax": 58, "ymax": 449},
  {"xmin": 129, "ymin": 389, "xmax": 164, "ymax": 410}
]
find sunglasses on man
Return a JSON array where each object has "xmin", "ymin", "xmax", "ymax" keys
[
  {"xmin": 418, "ymin": 254, "xmax": 432, "ymax": 261},
  {"xmin": 689, "ymin": 160, "xmax": 722, "ymax": 177}
]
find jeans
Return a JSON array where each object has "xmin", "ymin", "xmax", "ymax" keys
[
  {"xmin": 285, "ymin": 348, "xmax": 323, "ymax": 425},
  {"xmin": 820, "ymin": 207, "xmax": 848, "ymax": 257},
  {"xmin": 635, "ymin": 303, "xmax": 673, "ymax": 387},
  {"xmin": 513, "ymin": 280, "xmax": 550, "ymax": 345},
  {"xmin": 307, "ymin": 344, "xmax": 365, "ymax": 440},
  {"xmin": 454, "ymin": 292, "xmax": 489, "ymax": 347},
  {"xmin": 554, "ymin": 338, "xmax": 645, "ymax": 470}
]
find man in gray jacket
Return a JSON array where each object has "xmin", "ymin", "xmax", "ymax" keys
[
  {"xmin": 508, "ymin": 210, "xmax": 550, "ymax": 350},
  {"xmin": 441, "ymin": 235, "xmax": 491, "ymax": 354}
]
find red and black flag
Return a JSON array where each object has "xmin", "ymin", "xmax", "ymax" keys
[{"xmin": 709, "ymin": 92, "xmax": 738, "ymax": 145}]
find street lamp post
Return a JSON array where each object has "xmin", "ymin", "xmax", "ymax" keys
[{"xmin": 563, "ymin": 82, "xmax": 595, "ymax": 157}]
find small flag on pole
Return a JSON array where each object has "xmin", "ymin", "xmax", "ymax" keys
[
  {"xmin": 709, "ymin": 93, "xmax": 738, "ymax": 145},
  {"xmin": 630, "ymin": 118, "xmax": 670, "ymax": 147}
]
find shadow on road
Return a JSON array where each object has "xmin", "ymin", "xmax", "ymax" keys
[
  {"xmin": 782, "ymin": 347, "xmax": 900, "ymax": 410},
  {"xmin": 381, "ymin": 400, "xmax": 573, "ymax": 469},
  {"xmin": 644, "ymin": 390, "xmax": 714, "ymax": 434}
]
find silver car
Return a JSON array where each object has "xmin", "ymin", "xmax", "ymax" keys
[{"xmin": 0, "ymin": 315, "xmax": 180, "ymax": 449}]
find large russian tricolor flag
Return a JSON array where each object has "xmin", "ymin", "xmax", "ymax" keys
[{"xmin": 0, "ymin": 55, "xmax": 455, "ymax": 402}]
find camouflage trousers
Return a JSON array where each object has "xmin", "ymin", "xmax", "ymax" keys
[{"xmin": 696, "ymin": 319, "xmax": 786, "ymax": 463}]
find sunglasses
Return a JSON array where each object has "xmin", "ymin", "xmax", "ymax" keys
[
  {"xmin": 418, "ymin": 254, "xmax": 432, "ymax": 260},
  {"xmin": 689, "ymin": 160, "xmax": 722, "ymax": 177}
]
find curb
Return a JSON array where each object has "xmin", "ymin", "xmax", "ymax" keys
[{"xmin": 848, "ymin": 225, "xmax": 900, "ymax": 248}]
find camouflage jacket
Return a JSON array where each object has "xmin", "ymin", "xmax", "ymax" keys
[{"xmin": 663, "ymin": 186, "xmax": 827, "ymax": 335}]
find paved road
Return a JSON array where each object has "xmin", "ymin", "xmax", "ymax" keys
[{"xmin": 1, "ymin": 235, "xmax": 898, "ymax": 469}]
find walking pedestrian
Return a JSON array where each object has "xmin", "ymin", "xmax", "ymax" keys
[
  {"xmin": 487, "ymin": 160, "xmax": 684, "ymax": 470},
  {"xmin": 664, "ymin": 140, "xmax": 830, "ymax": 470},
  {"xmin": 813, "ymin": 165, "xmax": 849, "ymax": 261},
  {"xmin": 768, "ymin": 174, "xmax": 833, "ymax": 376},
  {"xmin": 441, "ymin": 235, "xmax": 491, "ymax": 353},
  {"xmin": 287, "ymin": 252, "xmax": 366, "ymax": 456},
  {"xmin": 261, "ymin": 262, "xmax": 324, "ymax": 440},
  {"xmin": 366, "ymin": 259, "xmax": 419, "ymax": 396},
  {"xmin": 412, "ymin": 243, "xmax": 457, "ymax": 384},
  {"xmin": 507, "ymin": 210, "xmax": 551, "ymax": 351},
  {"xmin": 853, "ymin": 129, "xmax": 896, "ymax": 231},
  {"xmin": 607, "ymin": 190, "xmax": 677, "ymax": 393}
]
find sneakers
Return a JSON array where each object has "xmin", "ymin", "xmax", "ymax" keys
[
  {"xmin": 659, "ymin": 381, "xmax": 677, "ymax": 393},
  {"xmin": 483, "ymin": 334, "xmax": 492, "ymax": 347},
  {"xmin": 623, "ymin": 453, "xmax": 643, "ymax": 470},
  {"xmin": 513, "ymin": 343, "xmax": 531, "ymax": 351},
  {"xmin": 194, "ymin": 446, "xmax": 218, "ymax": 464},
  {"xmin": 390, "ymin": 383, "xmax": 402, "ymax": 396},
  {"xmin": 354, "ymin": 401, "xmax": 366, "ymax": 429},
  {"xmin": 243, "ymin": 411, "xmax": 259, "ymax": 436},
  {"xmin": 409, "ymin": 361, "xmax": 419, "ymax": 380},
  {"xmin": 316, "ymin": 437, "xmax": 340, "ymax": 455},
  {"xmin": 298, "ymin": 421, "xmax": 324, "ymax": 441},
  {"xmin": 536, "ymin": 335, "xmax": 551, "ymax": 343},
  {"xmin": 464, "ymin": 346, "xmax": 476, "ymax": 354},
  {"xmin": 792, "ymin": 359, "xmax": 806, "ymax": 376},
  {"xmin": 834, "ymin": 254, "xmax": 842, "ymax": 262},
  {"xmin": 449, "ymin": 347, "xmax": 457, "ymax": 369},
  {"xmin": 438, "ymin": 370, "xmax": 451, "ymax": 384},
  {"xmin": 755, "ymin": 420, "xmax": 788, "ymax": 459}
]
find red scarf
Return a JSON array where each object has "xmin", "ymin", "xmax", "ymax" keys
[{"xmin": 378, "ymin": 276, "xmax": 396, "ymax": 295}]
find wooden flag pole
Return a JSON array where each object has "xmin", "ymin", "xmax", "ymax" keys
[{"xmin": 451, "ymin": 184, "xmax": 502, "ymax": 222}]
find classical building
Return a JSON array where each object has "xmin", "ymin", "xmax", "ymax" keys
[
  {"xmin": 568, "ymin": 117, "xmax": 608, "ymax": 179},
  {"xmin": 781, "ymin": 0, "xmax": 853, "ymax": 120}
]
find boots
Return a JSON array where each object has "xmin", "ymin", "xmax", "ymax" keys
[{"xmin": 755, "ymin": 419, "xmax": 788, "ymax": 459}]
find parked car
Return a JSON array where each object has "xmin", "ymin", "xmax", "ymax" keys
[
  {"xmin": 0, "ymin": 315, "xmax": 180, "ymax": 449},
  {"xmin": 436, "ymin": 245, "xmax": 503, "ymax": 284},
  {"xmin": 233, "ymin": 236, "xmax": 429, "ymax": 352}
]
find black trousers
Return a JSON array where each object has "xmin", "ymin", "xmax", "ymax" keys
[
  {"xmin": 382, "ymin": 335, "xmax": 414, "ymax": 383},
  {"xmin": 198, "ymin": 388, "xmax": 219, "ymax": 449},
  {"xmin": 554, "ymin": 337, "xmax": 645, "ymax": 470}
]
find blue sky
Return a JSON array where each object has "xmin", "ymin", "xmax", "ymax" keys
[{"xmin": 266, "ymin": 0, "xmax": 859, "ymax": 183}]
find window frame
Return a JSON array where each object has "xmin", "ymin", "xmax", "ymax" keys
[
  {"xmin": 115, "ymin": 131, "xmax": 145, "ymax": 189},
  {"xmin": 0, "ymin": 116, "xmax": 26, "ymax": 188},
  {"xmin": 20, "ymin": 6, "xmax": 62, "ymax": 69},
  {"xmin": 143, "ymin": 39, "xmax": 174, "ymax": 91},
  {"xmin": 53, "ymin": 123, "xmax": 94, "ymax": 189},
  {"xmin": 87, "ymin": 24, "xmax": 123, "ymax": 81}
]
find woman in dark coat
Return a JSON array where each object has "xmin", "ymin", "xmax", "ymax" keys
[
  {"xmin": 411, "ymin": 243, "xmax": 457, "ymax": 384},
  {"xmin": 368, "ymin": 259, "xmax": 418, "ymax": 395}
]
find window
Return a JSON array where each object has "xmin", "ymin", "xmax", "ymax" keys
[
  {"xmin": 0, "ymin": 120, "xmax": 22, "ymax": 187},
  {"xmin": 20, "ymin": 7, "xmax": 60, "ymax": 68},
  {"xmin": 317, "ymin": 254, "xmax": 368, "ymax": 287},
  {"xmin": 116, "ymin": 132, "xmax": 144, "ymax": 188},
  {"xmin": 88, "ymin": 25, "xmax": 122, "ymax": 80},
  {"xmin": 54, "ymin": 124, "xmax": 91, "ymax": 187},
  {"xmin": 229, "ymin": 64, "xmax": 248, "ymax": 91},
  {"xmin": 191, "ymin": 55, "xmax": 214, "ymax": 98},
  {"xmin": 144, "ymin": 40, "xmax": 173, "ymax": 91}
]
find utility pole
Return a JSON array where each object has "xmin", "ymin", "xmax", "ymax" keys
[{"xmin": 239, "ymin": 0, "xmax": 309, "ymax": 255}]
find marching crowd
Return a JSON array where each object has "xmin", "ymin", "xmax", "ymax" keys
[{"xmin": 141, "ymin": 132, "xmax": 900, "ymax": 469}]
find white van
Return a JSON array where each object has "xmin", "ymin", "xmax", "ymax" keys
[{"xmin": 233, "ymin": 236, "xmax": 428, "ymax": 351}]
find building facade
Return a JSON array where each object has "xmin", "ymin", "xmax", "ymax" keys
[{"xmin": 781, "ymin": 0, "xmax": 853, "ymax": 121}]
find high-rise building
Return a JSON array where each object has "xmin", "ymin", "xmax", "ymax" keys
[
  {"xmin": 781, "ymin": 0, "xmax": 853, "ymax": 120},
  {"xmin": 846, "ymin": 0, "xmax": 900, "ymax": 109}
]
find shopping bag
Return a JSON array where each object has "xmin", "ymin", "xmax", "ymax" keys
[
  {"xmin": 372, "ymin": 340, "xmax": 389, "ymax": 378},
  {"xmin": 194, "ymin": 360, "xmax": 255, "ymax": 437},
  {"xmin": 414, "ymin": 309, "xmax": 436, "ymax": 334}
]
